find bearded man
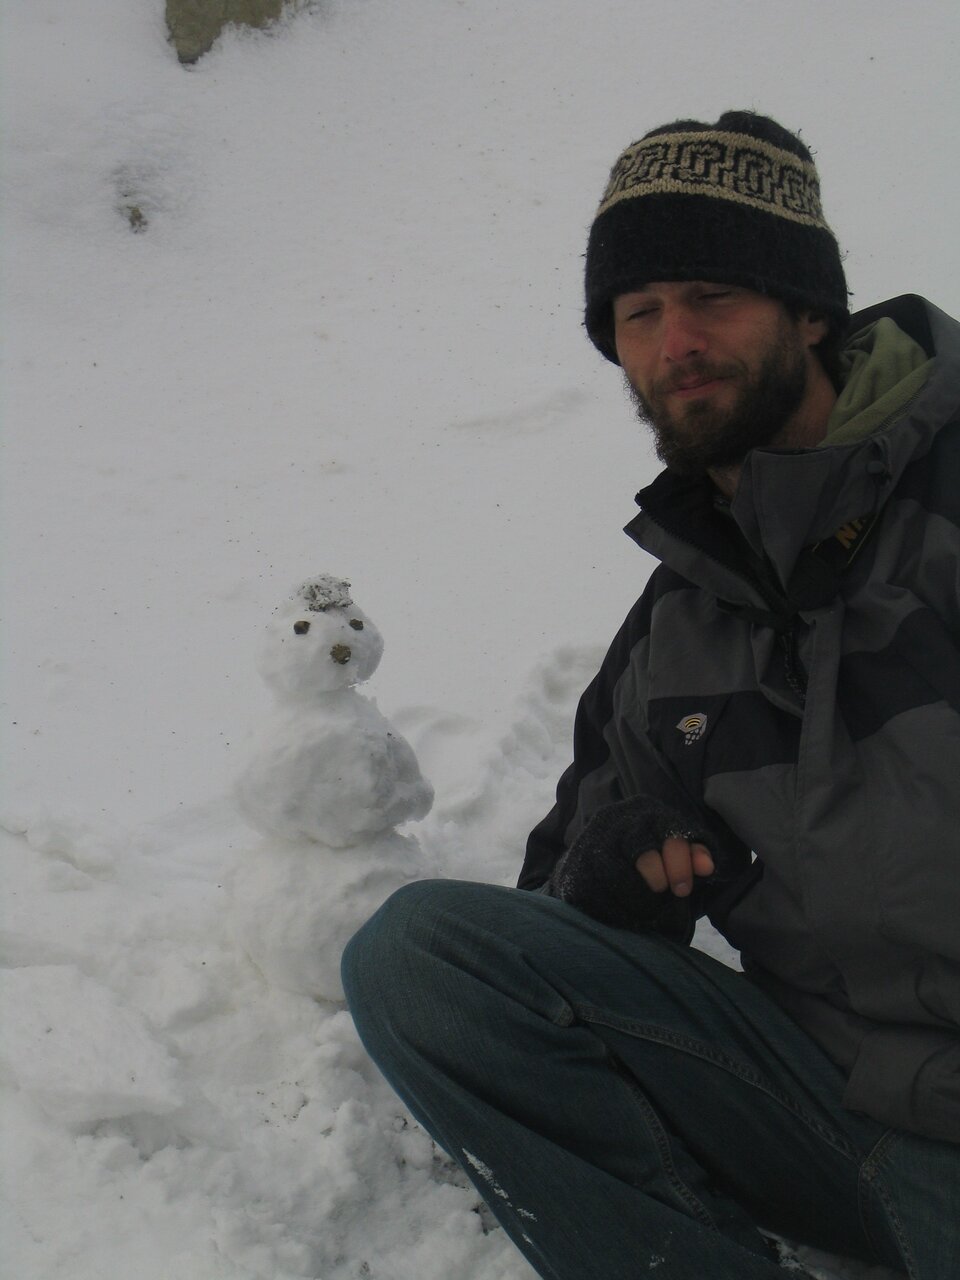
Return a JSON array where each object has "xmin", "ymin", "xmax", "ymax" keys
[{"xmin": 343, "ymin": 112, "xmax": 960, "ymax": 1279}]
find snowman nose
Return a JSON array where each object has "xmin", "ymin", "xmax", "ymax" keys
[
  {"xmin": 330, "ymin": 644, "xmax": 352, "ymax": 664},
  {"xmin": 294, "ymin": 620, "xmax": 311, "ymax": 635}
]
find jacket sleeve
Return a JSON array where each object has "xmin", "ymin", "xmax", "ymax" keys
[
  {"xmin": 518, "ymin": 640, "xmax": 634, "ymax": 891},
  {"xmin": 518, "ymin": 572, "xmax": 749, "ymax": 940}
]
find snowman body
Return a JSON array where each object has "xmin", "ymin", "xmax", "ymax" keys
[
  {"xmin": 238, "ymin": 689, "xmax": 431, "ymax": 848},
  {"xmin": 233, "ymin": 575, "xmax": 433, "ymax": 1000}
]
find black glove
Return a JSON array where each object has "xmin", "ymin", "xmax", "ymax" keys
[{"xmin": 545, "ymin": 794, "xmax": 715, "ymax": 936}]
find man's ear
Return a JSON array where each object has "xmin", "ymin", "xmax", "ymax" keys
[{"xmin": 800, "ymin": 310, "xmax": 830, "ymax": 348}]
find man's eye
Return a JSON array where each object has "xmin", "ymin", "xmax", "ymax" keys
[
  {"xmin": 701, "ymin": 289, "xmax": 733, "ymax": 302},
  {"xmin": 627, "ymin": 306, "xmax": 657, "ymax": 321}
]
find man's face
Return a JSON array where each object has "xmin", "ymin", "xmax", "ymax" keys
[{"xmin": 612, "ymin": 282, "xmax": 827, "ymax": 477}]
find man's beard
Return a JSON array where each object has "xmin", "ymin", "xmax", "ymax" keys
[{"xmin": 627, "ymin": 322, "xmax": 810, "ymax": 477}]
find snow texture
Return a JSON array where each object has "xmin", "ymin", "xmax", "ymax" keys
[
  {"xmin": 0, "ymin": 965, "xmax": 182, "ymax": 1125},
  {"xmin": 3, "ymin": 0, "xmax": 956, "ymax": 1275}
]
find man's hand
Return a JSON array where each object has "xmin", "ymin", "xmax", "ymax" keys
[
  {"xmin": 544, "ymin": 794, "xmax": 718, "ymax": 934},
  {"xmin": 635, "ymin": 838, "xmax": 715, "ymax": 897}
]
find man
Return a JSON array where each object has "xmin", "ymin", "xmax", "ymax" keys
[{"xmin": 342, "ymin": 112, "xmax": 960, "ymax": 1278}]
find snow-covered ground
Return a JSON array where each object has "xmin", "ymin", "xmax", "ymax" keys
[{"xmin": 2, "ymin": 2, "xmax": 958, "ymax": 1276}]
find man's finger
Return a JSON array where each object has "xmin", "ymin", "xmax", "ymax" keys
[
  {"xmin": 660, "ymin": 836, "xmax": 697, "ymax": 896},
  {"xmin": 691, "ymin": 843, "xmax": 715, "ymax": 878},
  {"xmin": 635, "ymin": 847, "xmax": 669, "ymax": 893},
  {"xmin": 635, "ymin": 841, "xmax": 716, "ymax": 896}
]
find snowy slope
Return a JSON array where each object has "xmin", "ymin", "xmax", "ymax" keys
[{"xmin": 2, "ymin": 1, "xmax": 958, "ymax": 1276}]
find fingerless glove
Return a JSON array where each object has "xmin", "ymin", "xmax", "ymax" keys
[{"xmin": 545, "ymin": 794, "xmax": 714, "ymax": 938}]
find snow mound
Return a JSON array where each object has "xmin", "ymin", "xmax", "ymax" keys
[
  {"xmin": 231, "ymin": 832, "xmax": 426, "ymax": 1000},
  {"xmin": 0, "ymin": 964, "xmax": 182, "ymax": 1125}
]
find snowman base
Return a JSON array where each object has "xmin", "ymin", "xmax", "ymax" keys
[{"xmin": 231, "ymin": 831, "xmax": 425, "ymax": 1003}]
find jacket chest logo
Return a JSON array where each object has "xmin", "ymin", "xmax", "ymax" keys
[{"xmin": 676, "ymin": 712, "xmax": 708, "ymax": 745}]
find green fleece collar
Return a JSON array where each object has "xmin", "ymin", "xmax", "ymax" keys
[{"xmin": 822, "ymin": 316, "xmax": 933, "ymax": 446}]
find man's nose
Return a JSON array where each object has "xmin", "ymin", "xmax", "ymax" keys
[{"xmin": 660, "ymin": 307, "xmax": 707, "ymax": 363}]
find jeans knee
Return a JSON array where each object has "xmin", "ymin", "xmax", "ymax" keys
[
  {"xmin": 341, "ymin": 878, "xmax": 475, "ymax": 1013},
  {"xmin": 342, "ymin": 878, "xmax": 502, "ymax": 1067}
]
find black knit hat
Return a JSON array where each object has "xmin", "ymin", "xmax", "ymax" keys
[{"xmin": 584, "ymin": 110, "xmax": 849, "ymax": 364}]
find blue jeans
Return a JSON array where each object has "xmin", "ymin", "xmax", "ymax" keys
[{"xmin": 341, "ymin": 880, "xmax": 959, "ymax": 1279}]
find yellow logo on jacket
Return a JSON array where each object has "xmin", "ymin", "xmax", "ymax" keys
[{"xmin": 676, "ymin": 713, "xmax": 708, "ymax": 745}]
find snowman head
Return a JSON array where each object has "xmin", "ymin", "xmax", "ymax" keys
[{"xmin": 256, "ymin": 575, "xmax": 385, "ymax": 700}]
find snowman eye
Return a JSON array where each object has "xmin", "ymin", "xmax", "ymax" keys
[
  {"xmin": 349, "ymin": 619, "xmax": 364, "ymax": 631},
  {"xmin": 293, "ymin": 621, "xmax": 311, "ymax": 635}
]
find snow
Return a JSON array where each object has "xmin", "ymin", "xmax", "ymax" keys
[
  {"xmin": 0, "ymin": 965, "xmax": 182, "ymax": 1125},
  {"xmin": 2, "ymin": 1, "xmax": 957, "ymax": 1276}
]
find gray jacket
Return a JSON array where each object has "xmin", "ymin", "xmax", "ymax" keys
[{"xmin": 521, "ymin": 295, "xmax": 960, "ymax": 1143}]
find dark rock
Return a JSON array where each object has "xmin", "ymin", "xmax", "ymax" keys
[{"xmin": 166, "ymin": 0, "xmax": 289, "ymax": 64}]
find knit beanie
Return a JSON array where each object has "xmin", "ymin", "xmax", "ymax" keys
[{"xmin": 584, "ymin": 110, "xmax": 849, "ymax": 364}]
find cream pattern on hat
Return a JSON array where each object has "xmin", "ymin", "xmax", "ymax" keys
[{"xmin": 597, "ymin": 130, "xmax": 827, "ymax": 229}]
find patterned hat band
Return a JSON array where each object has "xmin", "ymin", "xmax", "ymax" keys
[
  {"xmin": 597, "ymin": 130, "xmax": 828, "ymax": 230},
  {"xmin": 583, "ymin": 113, "xmax": 850, "ymax": 365}
]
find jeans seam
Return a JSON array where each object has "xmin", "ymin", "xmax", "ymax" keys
[
  {"xmin": 859, "ymin": 1130, "xmax": 916, "ymax": 1278},
  {"xmin": 576, "ymin": 1003, "xmax": 860, "ymax": 1162},
  {"xmin": 607, "ymin": 1051, "xmax": 719, "ymax": 1232}
]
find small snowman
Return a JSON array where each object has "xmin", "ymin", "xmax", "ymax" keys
[{"xmin": 232, "ymin": 574, "xmax": 433, "ymax": 1001}]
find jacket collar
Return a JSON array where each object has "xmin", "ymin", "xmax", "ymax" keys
[{"xmin": 625, "ymin": 295, "xmax": 960, "ymax": 595}]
